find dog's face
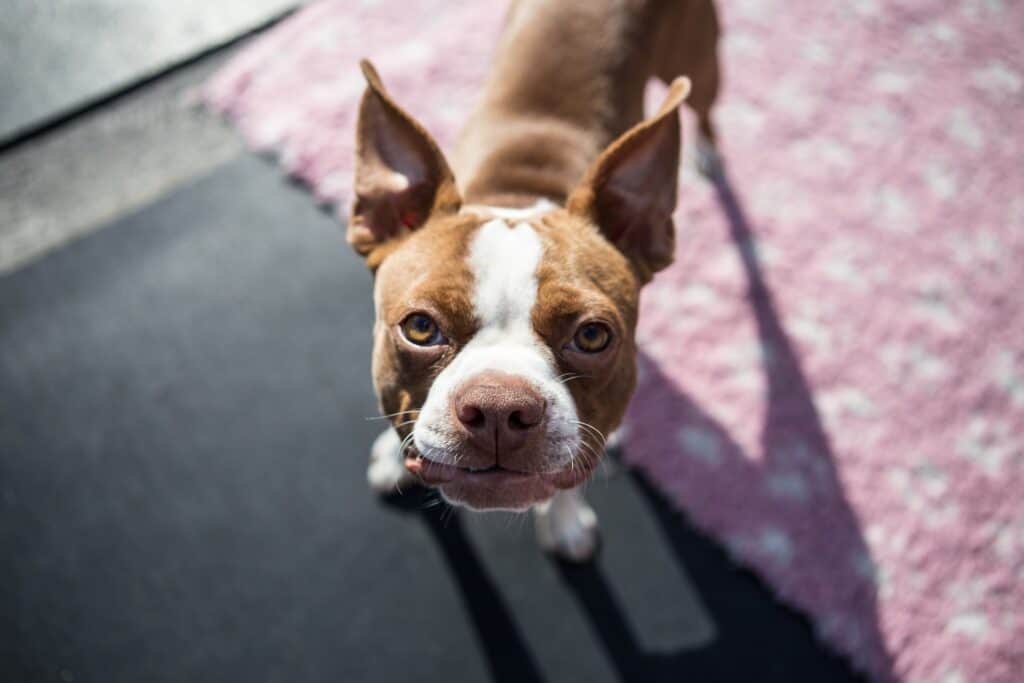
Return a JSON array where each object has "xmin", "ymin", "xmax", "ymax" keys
[
  {"xmin": 350, "ymin": 62, "xmax": 689, "ymax": 510},
  {"xmin": 371, "ymin": 206, "xmax": 638, "ymax": 510}
]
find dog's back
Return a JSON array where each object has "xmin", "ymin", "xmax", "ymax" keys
[{"xmin": 453, "ymin": 0, "xmax": 720, "ymax": 206}]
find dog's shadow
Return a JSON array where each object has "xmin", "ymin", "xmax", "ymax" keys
[{"xmin": 383, "ymin": 170, "xmax": 890, "ymax": 683}]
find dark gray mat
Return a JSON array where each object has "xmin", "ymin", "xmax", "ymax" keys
[
  {"xmin": 0, "ymin": 0, "xmax": 294, "ymax": 144},
  {"xmin": 0, "ymin": 157, "xmax": 861, "ymax": 682}
]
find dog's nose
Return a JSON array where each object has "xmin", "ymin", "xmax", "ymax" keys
[{"xmin": 453, "ymin": 371, "xmax": 546, "ymax": 456}]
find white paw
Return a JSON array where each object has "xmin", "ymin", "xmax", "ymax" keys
[
  {"xmin": 605, "ymin": 428, "xmax": 623, "ymax": 455},
  {"xmin": 534, "ymin": 490, "xmax": 600, "ymax": 562},
  {"xmin": 694, "ymin": 135, "xmax": 723, "ymax": 179},
  {"xmin": 367, "ymin": 428, "xmax": 417, "ymax": 494}
]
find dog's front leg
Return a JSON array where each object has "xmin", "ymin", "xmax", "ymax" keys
[
  {"xmin": 534, "ymin": 488, "xmax": 599, "ymax": 562},
  {"xmin": 367, "ymin": 428, "xmax": 418, "ymax": 494}
]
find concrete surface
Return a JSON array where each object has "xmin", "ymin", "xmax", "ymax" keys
[
  {"xmin": 0, "ymin": 53, "xmax": 242, "ymax": 275},
  {"xmin": 0, "ymin": 0, "xmax": 296, "ymax": 143},
  {"xmin": 0, "ymin": 155, "xmax": 862, "ymax": 683}
]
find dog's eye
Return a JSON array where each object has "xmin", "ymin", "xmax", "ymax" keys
[
  {"xmin": 401, "ymin": 313, "xmax": 444, "ymax": 346},
  {"xmin": 572, "ymin": 322, "xmax": 611, "ymax": 353}
]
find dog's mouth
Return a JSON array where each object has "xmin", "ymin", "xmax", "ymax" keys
[{"xmin": 403, "ymin": 450, "xmax": 590, "ymax": 510}]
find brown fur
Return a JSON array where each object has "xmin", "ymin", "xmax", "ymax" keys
[
  {"xmin": 452, "ymin": 0, "xmax": 720, "ymax": 206},
  {"xmin": 371, "ymin": 214, "xmax": 481, "ymax": 429},
  {"xmin": 531, "ymin": 211, "xmax": 641, "ymax": 460},
  {"xmin": 350, "ymin": 0, "xmax": 722, "ymax": 495},
  {"xmin": 370, "ymin": 207, "xmax": 641, "ymax": 475}
]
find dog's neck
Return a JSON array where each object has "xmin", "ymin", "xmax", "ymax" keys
[{"xmin": 451, "ymin": 0, "xmax": 653, "ymax": 208}]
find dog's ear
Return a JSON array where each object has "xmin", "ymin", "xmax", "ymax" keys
[
  {"xmin": 349, "ymin": 60, "xmax": 461, "ymax": 267},
  {"xmin": 567, "ymin": 77, "xmax": 690, "ymax": 283}
]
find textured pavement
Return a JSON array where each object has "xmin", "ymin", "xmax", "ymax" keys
[
  {"xmin": 0, "ymin": 0, "xmax": 296, "ymax": 143},
  {"xmin": 0, "ymin": 53, "xmax": 241, "ymax": 275},
  {"xmin": 0, "ymin": 156, "xmax": 860, "ymax": 682}
]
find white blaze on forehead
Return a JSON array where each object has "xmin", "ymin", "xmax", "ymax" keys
[
  {"xmin": 469, "ymin": 219, "xmax": 543, "ymax": 330},
  {"xmin": 412, "ymin": 214, "xmax": 580, "ymax": 470}
]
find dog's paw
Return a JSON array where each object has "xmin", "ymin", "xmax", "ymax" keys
[
  {"xmin": 694, "ymin": 135, "xmax": 723, "ymax": 180},
  {"xmin": 535, "ymin": 491, "xmax": 600, "ymax": 563},
  {"xmin": 604, "ymin": 428, "xmax": 624, "ymax": 457},
  {"xmin": 367, "ymin": 428, "xmax": 417, "ymax": 494}
]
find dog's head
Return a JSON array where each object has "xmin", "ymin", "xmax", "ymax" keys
[{"xmin": 350, "ymin": 61, "xmax": 689, "ymax": 510}]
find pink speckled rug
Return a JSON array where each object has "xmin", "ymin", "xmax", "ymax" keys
[{"xmin": 205, "ymin": 1, "xmax": 1024, "ymax": 681}]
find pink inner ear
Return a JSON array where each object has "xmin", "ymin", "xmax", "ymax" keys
[
  {"xmin": 400, "ymin": 209, "xmax": 419, "ymax": 229},
  {"xmin": 598, "ymin": 186, "xmax": 650, "ymax": 243},
  {"xmin": 354, "ymin": 85, "xmax": 453, "ymax": 243}
]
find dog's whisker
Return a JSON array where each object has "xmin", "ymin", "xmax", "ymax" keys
[
  {"xmin": 441, "ymin": 504, "xmax": 458, "ymax": 528},
  {"xmin": 580, "ymin": 435, "xmax": 606, "ymax": 458},
  {"xmin": 365, "ymin": 410, "xmax": 420, "ymax": 421},
  {"xmin": 390, "ymin": 430, "xmax": 419, "ymax": 495},
  {"xmin": 574, "ymin": 431, "xmax": 603, "ymax": 462},
  {"xmin": 572, "ymin": 447, "xmax": 595, "ymax": 475},
  {"xmin": 582, "ymin": 437, "xmax": 605, "ymax": 467},
  {"xmin": 573, "ymin": 419, "xmax": 607, "ymax": 441},
  {"xmin": 572, "ymin": 420, "xmax": 608, "ymax": 449},
  {"xmin": 398, "ymin": 432, "xmax": 416, "ymax": 459},
  {"xmin": 556, "ymin": 372, "xmax": 589, "ymax": 385}
]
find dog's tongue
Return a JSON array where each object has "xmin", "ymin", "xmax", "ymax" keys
[{"xmin": 404, "ymin": 454, "xmax": 458, "ymax": 484}]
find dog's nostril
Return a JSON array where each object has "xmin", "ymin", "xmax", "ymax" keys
[
  {"xmin": 458, "ymin": 404, "xmax": 486, "ymax": 429},
  {"xmin": 508, "ymin": 411, "xmax": 529, "ymax": 430},
  {"xmin": 508, "ymin": 401, "xmax": 544, "ymax": 430}
]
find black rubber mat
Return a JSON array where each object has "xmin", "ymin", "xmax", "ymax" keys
[{"xmin": 0, "ymin": 157, "xmax": 862, "ymax": 683}]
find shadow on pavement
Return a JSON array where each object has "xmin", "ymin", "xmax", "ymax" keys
[
  {"xmin": 382, "ymin": 489, "xmax": 548, "ymax": 683},
  {"xmin": 382, "ymin": 169, "xmax": 887, "ymax": 682},
  {"xmin": 610, "ymin": 168, "xmax": 890, "ymax": 681}
]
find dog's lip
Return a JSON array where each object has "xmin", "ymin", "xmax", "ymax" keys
[{"xmin": 403, "ymin": 452, "xmax": 590, "ymax": 489}]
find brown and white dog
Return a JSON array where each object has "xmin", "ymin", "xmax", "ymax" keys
[{"xmin": 351, "ymin": 0, "xmax": 720, "ymax": 560}]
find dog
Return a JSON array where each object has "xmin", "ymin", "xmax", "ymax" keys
[{"xmin": 350, "ymin": 0, "xmax": 720, "ymax": 561}]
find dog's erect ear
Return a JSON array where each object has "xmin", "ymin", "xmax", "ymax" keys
[
  {"xmin": 567, "ymin": 77, "xmax": 691, "ymax": 283},
  {"xmin": 349, "ymin": 60, "xmax": 461, "ymax": 267}
]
